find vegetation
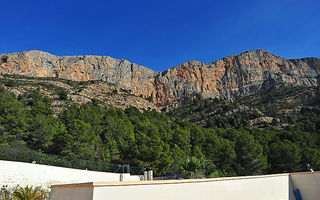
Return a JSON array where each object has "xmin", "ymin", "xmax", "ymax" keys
[
  {"xmin": 0, "ymin": 146, "xmax": 137, "ymax": 174},
  {"xmin": 0, "ymin": 85, "xmax": 319, "ymax": 178},
  {"xmin": 0, "ymin": 186, "xmax": 49, "ymax": 200},
  {"xmin": 13, "ymin": 186, "xmax": 49, "ymax": 200},
  {"xmin": 168, "ymin": 86, "xmax": 320, "ymax": 130}
]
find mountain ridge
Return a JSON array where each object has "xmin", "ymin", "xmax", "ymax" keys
[
  {"xmin": 1, "ymin": 49, "xmax": 319, "ymax": 109},
  {"xmin": 3, "ymin": 49, "xmax": 319, "ymax": 73}
]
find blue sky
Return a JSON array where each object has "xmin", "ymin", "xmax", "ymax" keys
[{"xmin": 0, "ymin": 0, "xmax": 319, "ymax": 72}]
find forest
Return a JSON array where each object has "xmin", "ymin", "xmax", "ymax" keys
[{"xmin": 0, "ymin": 86, "xmax": 319, "ymax": 178}]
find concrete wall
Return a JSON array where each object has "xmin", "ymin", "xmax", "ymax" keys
[
  {"xmin": 51, "ymin": 184, "xmax": 94, "ymax": 200},
  {"xmin": 51, "ymin": 186, "xmax": 93, "ymax": 200},
  {"xmin": 92, "ymin": 175, "xmax": 290, "ymax": 200},
  {"xmin": 290, "ymin": 172, "xmax": 320, "ymax": 200},
  {"xmin": 50, "ymin": 172, "xmax": 320, "ymax": 200},
  {"xmin": 0, "ymin": 160, "xmax": 140, "ymax": 188}
]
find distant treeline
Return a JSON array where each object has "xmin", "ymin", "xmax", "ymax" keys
[{"xmin": 0, "ymin": 86, "xmax": 319, "ymax": 178}]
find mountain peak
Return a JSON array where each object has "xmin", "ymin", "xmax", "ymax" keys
[
  {"xmin": 22, "ymin": 50, "xmax": 57, "ymax": 59},
  {"xmin": 243, "ymin": 49, "xmax": 270, "ymax": 54},
  {"xmin": 229, "ymin": 49, "xmax": 277, "ymax": 59}
]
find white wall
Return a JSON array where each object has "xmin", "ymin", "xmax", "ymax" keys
[
  {"xmin": 51, "ymin": 174, "xmax": 294, "ymax": 200},
  {"xmin": 290, "ymin": 173, "xmax": 320, "ymax": 200},
  {"xmin": 0, "ymin": 160, "xmax": 140, "ymax": 188},
  {"xmin": 92, "ymin": 175, "xmax": 290, "ymax": 200},
  {"xmin": 50, "ymin": 172, "xmax": 320, "ymax": 200}
]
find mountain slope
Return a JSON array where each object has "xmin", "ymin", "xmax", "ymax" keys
[
  {"xmin": 168, "ymin": 86, "xmax": 320, "ymax": 130},
  {"xmin": 1, "ymin": 50, "xmax": 319, "ymax": 109},
  {"xmin": 0, "ymin": 74, "xmax": 158, "ymax": 112}
]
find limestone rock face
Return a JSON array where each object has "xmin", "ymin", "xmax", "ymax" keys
[
  {"xmin": 155, "ymin": 50, "xmax": 320, "ymax": 108},
  {"xmin": 1, "ymin": 50, "xmax": 319, "ymax": 109},
  {"xmin": 0, "ymin": 50, "xmax": 158, "ymax": 98}
]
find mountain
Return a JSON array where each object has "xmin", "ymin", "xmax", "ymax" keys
[
  {"xmin": 159, "ymin": 50, "xmax": 320, "ymax": 109},
  {"xmin": 0, "ymin": 50, "xmax": 320, "ymax": 177},
  {"xmin": 1, "ymin": 50, "xmax": 319, "ymax": 109}
]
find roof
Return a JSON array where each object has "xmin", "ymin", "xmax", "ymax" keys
[{"xmin": 51, "ymin": 171, "xmax": 320, "ymax": 188}]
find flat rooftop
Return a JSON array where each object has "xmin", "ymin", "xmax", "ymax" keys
[{"xmin": 51, "ymin": 171, "xmax": 319, "ymax": 188}]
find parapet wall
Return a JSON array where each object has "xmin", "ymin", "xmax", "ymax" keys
[
  {"xmin": 0, "ymin": 160, "xmax": 140, "ymax": 188},
  {"xmin": 93, "ymin": 175, "xmax": 290, "ymax": 200},
  {"xmin": 290, "ymin": 172, "xmax": 320, "ymax": 200},
  {"xmin": 50, "ymin": 172, "xmax": 320, "ymax": 200}
]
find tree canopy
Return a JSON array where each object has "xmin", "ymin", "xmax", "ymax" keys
[{"xmin": 0, "ymin": 86, "xmax": 319, "ymax": 177}]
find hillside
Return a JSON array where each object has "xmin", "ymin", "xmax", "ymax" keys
[
  {"xmin": 169, "ymin": 86, "xmax": 320, "ymax": 130},
  {"xmin": 0, "ymin": 74, "xmax": 158, "ymax": 112},
  {"xmin": 1, "ymin": 50, "xmax": 319, "ymax": 109},
  {"xmin": 0, "ymin": 86, "xmax": 319, "ymax": 178}
]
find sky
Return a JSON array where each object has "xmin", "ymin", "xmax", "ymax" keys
[{"xmin": 0, "ymin": 0, "xmax": 319, "ymax": 72}]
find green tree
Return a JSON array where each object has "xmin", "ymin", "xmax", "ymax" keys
[
  {"xmin": 269, "ymin": 140, "xmax": 302, "ymax": 173},
  {"xmin": 26, "ymin": 115, "xmax": 61, "ymax": 152},
  {"xmin": 235, "ymin": 133, "xmax": 267, "ymax": 175},
  {"xmin": 0, "ymin": 91, "xmax": 29, "ymax": 141}
]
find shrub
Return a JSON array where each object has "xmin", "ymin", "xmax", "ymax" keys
[
  {"xmin": 13, "ymin": 186, "xmax": 49, "ymax": 200},
  {"xmin": 5, "ymin": 80, "xmax": 16, "ymax": 87},
  {"xmin": 56, "ymin": 88, "xmax": 68, "ymax": 100},
  {"xmin": 0, "ymin": 185, "xmax": 49, "ymax": 200}
]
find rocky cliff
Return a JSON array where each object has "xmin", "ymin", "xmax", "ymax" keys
[
  {"xmin": 156, "ymin": 50, "xmax": 320, "ymax": 108},
  {"xmin": 1, "ymin": 50, "xmax": 319, "ymax": 109}
]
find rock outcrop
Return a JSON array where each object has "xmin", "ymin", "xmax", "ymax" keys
[
  {"xmin": 155, "ymin": 50, "xmax": 320, "ymax": 108},
  {"xmin": 1, "ymin": 50, "xmax": 319, "ymax": 109}
]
